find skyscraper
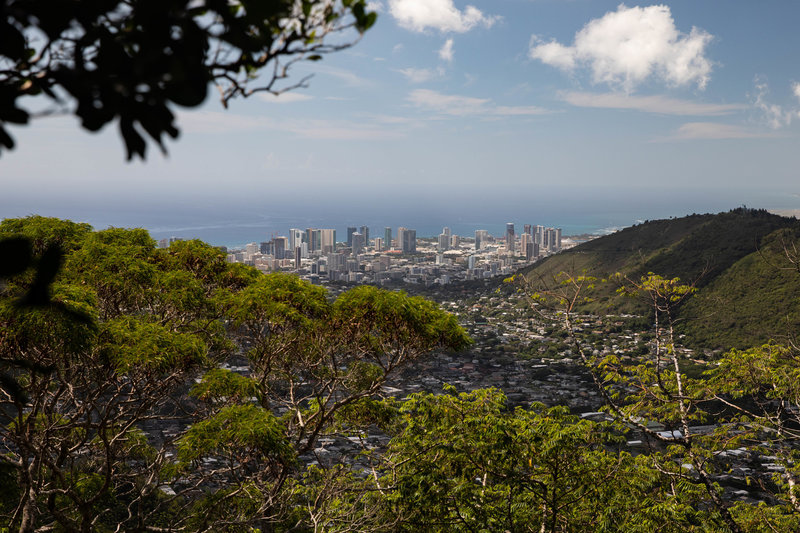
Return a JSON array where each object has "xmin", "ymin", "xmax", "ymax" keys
[
  {"xmin": 346, "ymin": 227, "xmax": 357, "ymax": 247},
  {"xmin": 438, "ymin": 232, "xmax": 449, "ymax": 251},
  {"xmin": 320, "ymin": 229, "xmax": 336, "ymax": 254},
  {"xmin": 406, "ymin": 229, "xmax": 416, "ymax": 253},
  {"xmin": 273, "ymin": 237, "xmax": 287, "ymax": 260},
  {"xmin": 359, "ymin": 225, "xmax": 369, "ymax": 247},
  {"xmin": 384, "ymin": 227, "xmax": 392, "ymax": 251},
  {"xmin": 289, "ymin": 228, "xmax": 304, "ymax": 251},
  {"xmin": 521, "ymin": 233, "xmax": 533, "ymax": 260},
  {"xmin": 397, "ymin": 227, "xmax": 416, "ymax": 253},
  {"xmin": 475, "ymin": 230, "xmax": 488, "ymax": 250},
  {"xmin": 505, "ymin": 223, "xmax": 515, "ymax": 253},
  {"xmin": 305, "ymin": 228, "xmax": 318, "ymax": 253},
  {"xmin": 351, "ymin": 232, "xmax": 364, "ymax": 256}
]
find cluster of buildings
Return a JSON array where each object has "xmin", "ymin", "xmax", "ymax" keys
[{"xmin": 223, "ymin": 223, "xmax": 566, "ymax": 286}]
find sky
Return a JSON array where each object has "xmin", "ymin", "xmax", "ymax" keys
[{"xmin": 3, "ymin": 1, "xmax": 800, "ymax": 241}]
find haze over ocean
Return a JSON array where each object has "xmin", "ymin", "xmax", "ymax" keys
[{"xmin": 5, "ymin": 186, "xmax": 798, "ymax": 250}]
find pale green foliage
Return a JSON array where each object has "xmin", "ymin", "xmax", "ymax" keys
[
  {"xmin": 101, "ymin": 316, "xmax": 208, "ymax": 373},
  {"xmin": 0, "ymin": 219, "xmax": 257, "ymax": 531},
  {"xmin": 510, "ymin": 268, "xmax": 800, "ymax": 533},
  {"xmin": 191, "ymin": 367, "xmax": 261, "ymax": 404},
  {"xmin": 178, "ymin": 404, "xmax": 295, "ymax": 465},
  {"xmin": 312, "ymin": 388, "xmax": 726, "ymax": 532},
  {"xmin": 0, "ymin": 215, "xmax": 92, "ymax": 255}
]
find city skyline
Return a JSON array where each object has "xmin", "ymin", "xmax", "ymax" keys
[
  {"xmin": 221, "ymin": 221, "xmax": 566, "ymax": 286},
  {"xmin": 161, "ymin": 220, "xmax": 566, "ymax": 251}
]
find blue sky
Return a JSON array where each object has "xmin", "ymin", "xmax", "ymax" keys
[{"xmin": 4, "ymin": 0, "xmax": 800, "ymax": 232}]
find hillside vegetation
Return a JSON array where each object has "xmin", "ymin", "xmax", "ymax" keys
[
  {"xmin": 680, "ymin": 226, "xmax": 800, "ymax": 349},
  {"xmin": 523, "ymin": 208, "xmax": 800, "ymax": 348},
  {"xmin": 7, "ymin": 215, "xmax": 800, "ymax": 531}
]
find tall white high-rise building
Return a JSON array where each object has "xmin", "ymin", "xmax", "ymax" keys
[
  {"xmin": 245, "ymin": 242, "xmax": 258, "ymax": 261},
  {"xmin": 289, "ymin": 228, "xmax": 304, "ymax": 251},
  {"xmin": 438, "ymin": 232, "xmax": 449, "ymax": 251},
  {"xmin": 320, "ymin": 229, "xmax": 336, "ymax": 254}
]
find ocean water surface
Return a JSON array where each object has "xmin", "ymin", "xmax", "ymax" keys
[{"xmin": 4, "ymin": 186, "xmax": 798, "ymax": 249}]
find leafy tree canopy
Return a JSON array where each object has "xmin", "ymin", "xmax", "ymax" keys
[
  {"xmin": 0, "ymin": 0, "xmax": 377, "ymax": 158},
  {"xmin": 0, "ymin": 216, "xmax": 469, "ymax": 532}
]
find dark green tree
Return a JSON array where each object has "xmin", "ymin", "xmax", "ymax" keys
[
  {"xmin": 0, "ymin": 217, "xmax": 470, "ymax": 532},
  {"xmin": 0, "ymin": 0, "xmax": 376, "ymax": 158}
]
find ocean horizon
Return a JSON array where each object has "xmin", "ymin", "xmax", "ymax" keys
[{"xmin": 4, "ymin": 186, "xmax": 798, "ymax": 249}]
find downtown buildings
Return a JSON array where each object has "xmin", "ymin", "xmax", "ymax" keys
[{"xmin": 227, "ymin": 222, "xmax": 567, "ymax": 288}]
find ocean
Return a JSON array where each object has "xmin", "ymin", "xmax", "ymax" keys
[{"xmin": 4, "ymin": 187, "xmax": 798, "ymax": 249}]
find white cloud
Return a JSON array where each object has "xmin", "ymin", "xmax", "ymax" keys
[
  {"xmin": 408, "ymin": 89, "xmax": 549, "ymax": 117},
  {"xmin": 314, "ymin": 65, "xmax": 373, "ymax": 87},
  {"xmin": 752, "ymin": 78, "xmax": 800, "ymax": 129},
  {"xmin": 530, "ymin": 4, "xmax": 713, "ymax": 92},
  {"xmin": 528, "ymin": 37, "xmax": 576, "ymax": 71},
  {"xmin": 408, "ymin": 89, "xmax": 489, "ymax": 115},
  {"xmin": 257, "ymin": 92, "xmax": 313, "ymax": 104},
  {"xmin": 389, "ymin": 0, "xmax": 499, "ymax": 33},
  {"xmin": 439, "ymin": 38, "xmax": 455, "ymax": 62},
  {"xmin": 396, "ymin": 67, "xmax": 437, "ymax": 83},
  {"xmin": 561, "ymin": 91, "xmax": 744, "ymax": 116},
  {"xmin": 662, "ymin": 122, "xmax": 774, "ymax": 141}
]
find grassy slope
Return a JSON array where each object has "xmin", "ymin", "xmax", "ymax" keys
[
  {"xmin": 522, "ymin": 208, "xmax": 799, "ymax": 347},
  {"xmin": 680, "ymin": 226, "xmax": 800, "ymax": 349}
]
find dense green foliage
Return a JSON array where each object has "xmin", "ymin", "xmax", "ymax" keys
[
  {"xmin": 0, "ymin": 216, "xmax": 469, "ymax": 532},
  {"xmin": 5, "ymin": 214, "xmax": 800, "ymax": 532},
  {"xmin": 523, "ymin": 208, "xmax": 800, "ymax": 348},
  {"xmin": 680, "ymin": 227, "xmax": 800, "ymax": 348}
]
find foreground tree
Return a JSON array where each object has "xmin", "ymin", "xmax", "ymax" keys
[
  {"xmin": 308, "ymin": 387, "xmax": 738, "ymax": 532},
  {"xmin": 510, "ymin": 268, "xmax": 800, "ymax": 532},
  {"xmin": 0, "ymin": 0, "xmax": 376, "ymax": 158},
  {"xmin": 0, "ymin": 217, "xmax": 469, "ymax": 532}
]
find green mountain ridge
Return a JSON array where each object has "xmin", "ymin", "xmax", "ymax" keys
[
  {"xmin": 523, "ymin": 208, "xmax": 800, "ymax": 349},
  {"xmin": 680, "ymin": 226, "xmax": 800, "ymax": 349}
]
